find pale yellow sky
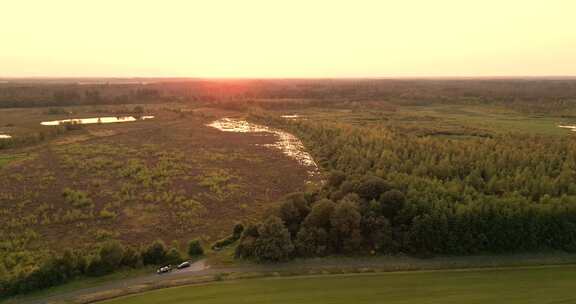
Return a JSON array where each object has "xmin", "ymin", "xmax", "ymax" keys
[{"xmin": 1, "ymin": 0, "xmax": 575, "ymax": 78}]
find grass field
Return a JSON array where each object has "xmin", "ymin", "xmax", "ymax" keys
[
  {"xmin": 105, "ymin": 266, "xmax": 576, "ymax": 304},
  {"xmin": 282, "ymin": 103, "xmax": 576, "ymax": 137}
]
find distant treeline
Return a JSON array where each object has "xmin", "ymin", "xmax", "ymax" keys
[
  {"xmin": 232, "ymin": 114, "xmax": 576, "ymax": 262},
  {"xmin": 2, "ymin": 79, "xmax": 576, "ymax": 113}
]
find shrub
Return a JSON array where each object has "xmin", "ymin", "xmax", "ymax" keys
[
  {"xmin": 121, "ymin": 246, "xmax": 141, "ymax": 268},
  {"xmin": 62, "ymin": 188, "xmax": 92, "ymax": 208},
  {"xmin": 188, "ymin": 239, "xmax": 204, "ymax": 257},
  {"xmin": 99, "ymin": 209, "xmax": 117, "ymax": 219},
  {"xmin": 141, "ymin": 240, "xmax": 167, "ymax": 265},
  {"xmin": 212, "ymin": 223, "xmax": 244, "ymax": 250},
  {"xmin": 253, "ymin": 216, "xmax": 294, "ymax": 262},
  {"xmin": 97, "ymin": 241, "xmax": 124, "ymax": 274},
  {"xmin": 234, "ymin": 223, "xmax": 260, "ymax": 259},
  {"xmin": 165, "ymin": 248, "xmax": 183, "ymax": 265},
  {"xmin": 86, "ymin": 257, "xmax": 107, "ymax": 277},
  {"xmin": 133, "ymin": 105, "xmax": 144, "ymax": 114},
  {"xmin": 233, "ymin": 223, "xmax": 245, "ymax": 239}
]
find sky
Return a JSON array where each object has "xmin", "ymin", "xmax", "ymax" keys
[{"xmin": 1, "ymin": 0, "xmax": 575, "ymax": 78}]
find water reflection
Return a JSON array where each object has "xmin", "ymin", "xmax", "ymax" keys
[
  {"xmin": 281, "ymin": 114, "xmax": 301, "ymax": 119},
  {"xmin": 41, "ymin": 116, "xmax": 154, "ymax": 126},
  {"xmin": 558, "ymin": 125, "xmax": 576, "ymax": 132},
  {"xmin": 207, "ymin": 118, "xmax": 320, "ymax": 176}
]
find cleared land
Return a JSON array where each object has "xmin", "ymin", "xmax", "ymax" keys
[
  {"xmin": 0, "ymin": 105, "xmax": 318, "ymax": 269},
  {"xmin": 104, "ymin": 266, "xmax": 576, "ymax": 304}
]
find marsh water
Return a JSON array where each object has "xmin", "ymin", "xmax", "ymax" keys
[
  {"xmin": 207, "ymin": 118, "xmax": 320, "ymax": 176},
  {"xmin": 41, "ymin": 116, "xmax": 154, "ymax": 126},
  {"xmin": 281, "ymin": 114, "xmax": 302, "ymax": 119},
  {"xmin": 558, "ymin": 125, "xmax": 576, "ymax": 132}
]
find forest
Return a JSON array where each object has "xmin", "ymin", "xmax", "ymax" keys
[{"xmin": 233, "ymin": 112, "xmax": 576, "ymax": 261}]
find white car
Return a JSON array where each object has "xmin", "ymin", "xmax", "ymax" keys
[
  {"xmin": 177, "ymin": 261, "xmax": 191, "ymax": 269},
  {"xmin": 156, "ymin": 265, "xmax": 172, "ymax": 274}
]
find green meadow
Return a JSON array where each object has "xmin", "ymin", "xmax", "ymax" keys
[{"xmin": 105, "ymin": 266, "xmax": 576, "ymax": 304}]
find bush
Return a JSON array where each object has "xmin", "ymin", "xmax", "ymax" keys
[
  {"xmin": 97, "ymin": 241, "xmax": 124, "ymax": 274},
  {"xmin": 62, "ymin": 188, "xmax": 92, "ymax": 208},
  {"xmin": 165, "ymin": 248, "xmax": 183, "ymax": 265},
  {"xmin": 188, "ymin": 239, "xmax": 204, "ymax": 257},
  {"xmin": 133, "ymin": 105, "xmax": 144, "ymax": 114},
  {"xmin": 212, "ymin": 223, "xmax": 244, "ymax": 250},
  {"xmin": 86, "ymin": 257, "xmax": 107, "ymax": 277},
  {"xmin": 141, "ymin": 240, "xmax": 167, "ymax": 265},
  {"xmin": 253, "ymin": 216, "xmax": 294, "ymax": 262},
  {"xmin": 121, "ymin": 246, "xmax": 141, "ymax": 268},
  {"xmin": 235, "ymin": 223, "xmax": 260, "ymax": 259},
  {"xmin": 233, "ymin": 223, "xmax": 245, "ymax": 239}
]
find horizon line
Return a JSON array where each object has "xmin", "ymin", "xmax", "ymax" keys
[{"xmin": 2, "ymin": 75, "xmax": 576, "ymax": 81}]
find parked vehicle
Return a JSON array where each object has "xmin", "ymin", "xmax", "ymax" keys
[
  {"xmin": 156, "ymin": 265, "xmax": 172, "ymax": 274},
  {"xmin": 177, "ymin": 261, "xmax": 191, "ymax": 269}
]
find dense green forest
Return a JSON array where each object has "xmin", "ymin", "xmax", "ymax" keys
[{"xmin": 234, "ymin": 113, "xmax": 576, "ymax": 262}]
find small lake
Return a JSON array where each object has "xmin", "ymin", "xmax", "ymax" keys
[
  {"xmin": 207, "ymin": 118, "xmax": 320, "ymax": 177},
  {"xmin": 0, "ymin": 134, "xmax": 12, "ymax": 139},
  {"xmin": 41, "ymin": 115, "xmax": 154, "ymax": 126},
  {"xmin": 558, "ymin": 125, "xmax": 576, "ymax": 132}
]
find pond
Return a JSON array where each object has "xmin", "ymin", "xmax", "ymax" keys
[
  {"xmin": 558, "ymin": 125, "xmax": 576, "ymax": 132},
  {"xmin": 41, "ymin": 116, "xmax": 154, "ymax": 126},
  {"xmin": 207, "ymin": 118, "xmax": 320, "ymax": 177}
]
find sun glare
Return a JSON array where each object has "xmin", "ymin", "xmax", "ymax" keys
[{"xmin": 1, "ymin": 0, "xmax": 575, "ymax": 78}]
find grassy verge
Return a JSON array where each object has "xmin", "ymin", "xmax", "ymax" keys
[
  {"xmin": 0, "ymin": 267, "xmax": 155, "ymax": 304},
  {"xmin": 103, "ymin": 265, "xmax": 576, "ymax": 304}
]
